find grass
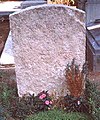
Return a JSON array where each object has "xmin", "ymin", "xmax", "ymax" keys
[{"xmin": 25, "ymin": 109, "xmax": 89, "ymax": 120}]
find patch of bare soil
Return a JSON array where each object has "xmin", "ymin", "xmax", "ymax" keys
[
  {"xmin": 88, "ymin": 72, "xmax": 100, "ymax": 90},
  {"xmin": 0, "ymin": 15, "xmax": 10, "ymax": 56}
]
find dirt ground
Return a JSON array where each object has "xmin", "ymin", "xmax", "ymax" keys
[
  {"xmin": 88, "ymin": 72, "xmax": 100, "ymax": 89},
  {"xmin": 0, "ymin": 15, "xmax": 10, "ymax": 56}
]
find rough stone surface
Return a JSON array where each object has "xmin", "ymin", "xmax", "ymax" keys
[{"xmin": 10, "ymin": 4, "xmax": 85, "ymax": 97}]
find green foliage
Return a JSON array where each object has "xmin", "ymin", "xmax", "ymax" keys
[
  {"xmin": 0, "ymin": 81, "xmax": 17, "ymax": 119},
  {"xmin": 0, "ymin": 72, "xmax": 8, "ymax": 79},
  {"xmin": 0, "ymin": 105, "xmax": 6, "ymax": 120},
  {"xmin": 8, "ymin": 91, "xmax": 52, "ymax": 119},
  {"xmin": 0, "ymin": 86, "xmax": 52, "ymax": 119},
  {"xmin": 25, "ymin": 109, "xmax": 89, "ymax": 120},
  {"xmin": 63, "ymin": 94, "xmax": 90, "ymax": 113},
  {"xmin": 0, "ymin": 82, "xmax": 16, "ymax": 106},
  {"xmin": 85, "ymin": 79, "xmax": 100, "ymax": 120}
]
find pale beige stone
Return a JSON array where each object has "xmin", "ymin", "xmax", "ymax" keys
[{"xmin": 10, "ymin": 4, "xmax": 85, "ymax": 97}]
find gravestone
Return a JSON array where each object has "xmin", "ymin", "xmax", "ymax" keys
[{"xmin": 10, "ymin": 4, "xmax": 85, "ymax": 97}]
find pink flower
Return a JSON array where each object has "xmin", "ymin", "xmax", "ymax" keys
[
  {"xmin": 50, "ymin": 101, "xmax": 52, "ymax": 104},
  {"xmin": 39, "ymin": 93, "xmax": 46, "ymax": 99},
  {"xmin": 39, "ymin": 95, "xmax": 43, "ymax": 99},
  {"xmin": 45, "ymin": 100, "xmax": 50, "ymax": 105}
]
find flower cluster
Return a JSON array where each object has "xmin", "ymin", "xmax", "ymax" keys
[{"xmin": 38, "ymin": 91, "xmax": 52, "ymax": 106}]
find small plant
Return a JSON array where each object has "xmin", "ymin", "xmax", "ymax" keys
[
  {"xmin": 35, "ymin": 90, "xmax": 52, "ymax": 110},
  {"xmin": 64, "ymin": 94, "xmax": 90, "ymax": 113},
  {"xmin": 65, "ymin": 59, "xmax": 85, "ymax": 97},
  {"xmin": 85, "ymin": 79, "xmax": 100, "ymax": 120}
]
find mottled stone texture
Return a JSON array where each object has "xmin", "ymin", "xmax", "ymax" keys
[{"xmin": 10, "ymin": 4, "xmax": 85, "ymax": 97}]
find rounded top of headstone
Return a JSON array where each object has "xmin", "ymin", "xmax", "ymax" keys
[{"xmin": 10, "ymin": 4, "xmax": 85, "ymax": 17}]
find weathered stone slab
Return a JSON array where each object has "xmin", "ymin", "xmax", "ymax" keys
[
  {"xmin": 0, "ymin": 31, "xmax": 14, "ymax": 65},
  {"xmin": 21, "ymin": 1, "xmax": 47, "ymax": 9},
  {"xmin": 10, "ymin": 4, "xmax": 85, "ymax": 97}
]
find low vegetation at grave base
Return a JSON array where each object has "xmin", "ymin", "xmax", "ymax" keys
[
  {"xmin": 0, "ymin": 59, "xmax": 100, "ymax": 120},
  {"xmin": 25, "ymin": 109, "xmax": 89, "ymax": 120}
]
